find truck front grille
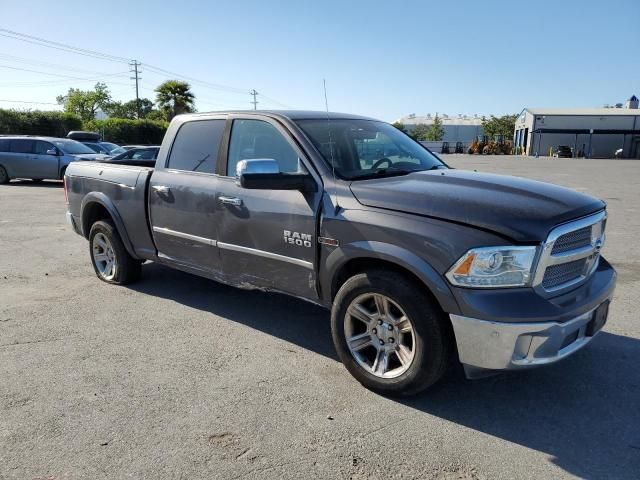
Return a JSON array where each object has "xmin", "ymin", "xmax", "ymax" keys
[
  {"xmin": 533, "ymin": 211, "xmax": 606, "ymax": 294},
  {"xmin": 551, "ymin": 226, "xmax": 592, "ymax": 254},
  {"xmin": 542, "ymin": 259, "xmax": 588, "ymax": 289}
]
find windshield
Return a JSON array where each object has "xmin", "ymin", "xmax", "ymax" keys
[
  {"xmin": 101, "ymin": 142, "xmax": 126, "ymax": 154},
  {"xmin": 53, "ymin": 139, "xmax": 96, "ymax": 155},
  {"xmin": 84, "ymin": 143, "xmax": 109, "ymax": 154},
  {"xmin": 295, "ymin": 119, "xmax": 446, "ymax": 180}
]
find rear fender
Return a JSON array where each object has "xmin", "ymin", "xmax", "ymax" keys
[{"xmin": 80, "ymin": 192, "xmax": 139, "ymax": 259}]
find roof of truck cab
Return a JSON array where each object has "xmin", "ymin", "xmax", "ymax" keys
[{"xmin": 177, "ymin": 110, "xmax": 379, "ymax": 121}]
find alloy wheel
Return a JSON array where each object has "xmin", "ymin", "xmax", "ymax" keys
[
  {"xmin": 344, "ymin": 293, "xmax": 416, "ymax": 378},
  {"xmin": 92, "ymin": 232, "xmax": 117, "ymax": 280}
]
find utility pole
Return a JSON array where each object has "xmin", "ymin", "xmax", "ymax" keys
[
  {"xmin": 250, "ymin": 89, "xmax": 259, "ymax": 110},
  {"xmin": 129, "ymin": 60, "xmax": 142, "ymax": 119}
]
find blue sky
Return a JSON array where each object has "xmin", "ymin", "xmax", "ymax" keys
[{"xmin": 1, "ymin": 0, "xmax": 638, "ymax": 121}]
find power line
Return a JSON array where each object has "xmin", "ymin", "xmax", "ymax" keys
[
  {"xmin": 0, "ymin": 28, "xmax": 129, "ymax": 63},
  {"xmin": 143, "ymin": 64, "xmax": 248, "ymax": 95},
  {"xmin": 0, "ymin": 64, "xmax": 129, "ymax": 81},
  {"xmin": 0, "ymin": 99, "xmax": 59, "ymax": 105},
  {"xmin": 258, "ymin": 93, "xmax": 293, "ymax": 109},
  {"xmin": 0, "ymin": 53, "xmax": 130, "ymax": 78},
  {"xmin": 250, "ymin": 89, "xmax": 259, "ymax": 110},
  {"xmin": 0, "ymin": 27, "xmax": 295, "ymax": 109}
]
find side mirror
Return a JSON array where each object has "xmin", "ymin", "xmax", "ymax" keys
[
  {"xmin": 236, "ymin": 159, "xmax": 315, "ymax": 191},
  {"xmin": 46, "ymin": 148, "xmax": 58, "ymax": 156}
]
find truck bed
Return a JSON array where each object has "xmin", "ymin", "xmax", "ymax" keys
[{"xmin": 65, "ymin": 160, "xmax": 157, "ymax": 259}]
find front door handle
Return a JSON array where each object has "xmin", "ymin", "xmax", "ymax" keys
[
  {"xmin": 218, "ymin": 195, "xmax": 242, "ymax": 206},
  {"xmin": 152, "ymin": 185, "xmax": 171, "ymax": 194}
]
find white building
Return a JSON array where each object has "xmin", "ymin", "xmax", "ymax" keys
[
  {"xmin": 514, "ymin": 96, "xmax": 640, "ymax": 158},
  {"xmin": 395, "ymin": 113, "xmax": 484, "ymax": 145}
]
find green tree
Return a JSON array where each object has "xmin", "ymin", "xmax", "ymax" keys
[
  {"xmin": 410, "ymin": 123, "xmax": 430, "ymax": 141},
  {"xmin": 154, "ymin": 80, "xmax": 195, "ymax": 120},
  {"xmin": 104, "ymin": 98, "xmax": 155, "ymax": 119},
  {"xmin": 481, "ymin": 114, "xmax": 517, "ymax": 140},
  {"xmin": 392, "ymin": 121, "xmax": 407, "ymax": 133},
  {"xmin": 424, "ymin": 114, "xmax": 444, "ymax": 141},
  {"xmin": 146, "ymin": 109, "xmax": 168, "ymax": 122},
  {"xmin": 56, "ymin": 82, "xmax": 111, "ymax": 121}
]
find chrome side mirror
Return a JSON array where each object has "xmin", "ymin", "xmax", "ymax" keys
[
  {"xmin": 46, "ymin": 148, "xmax": 58, "ymax": 156},
  {"xmin": 235, "ymin": 159, "xmax": 280, "ymax": 180},
  {"xmin": 236, "ymin": 158, "xmax": 313, "ymax": 191}
]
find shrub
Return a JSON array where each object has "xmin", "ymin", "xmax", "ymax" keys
[
  {"xmin": 0, "ymin": 109, "xmax": 82, "ymax": 137},
  {"xmin": 84, "ymin": 118, "xmax": 169, "ymax": 144}
]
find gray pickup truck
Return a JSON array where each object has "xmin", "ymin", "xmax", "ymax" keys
[{"xmin": 64, "ymin": 111, "xmax": 616, "ymax": 395}]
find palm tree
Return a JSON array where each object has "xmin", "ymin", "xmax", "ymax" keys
[{"xmin": 154, "ymin": 80, "xmax": 196, "ymax": 120}]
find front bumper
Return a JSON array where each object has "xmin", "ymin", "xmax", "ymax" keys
[
  {"xmin": 451, "ymin": 302, "xmax": 609, "ymax": 376},
  {"xmin": 449, "ymin": 258, "xmax": 616, "ymax": 377}
]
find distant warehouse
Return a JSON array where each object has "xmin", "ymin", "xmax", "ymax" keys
[
  {"xmin": 395, "ymin": 113, "xmax": 484, "ymax": 144},
  {"xmin": 514, "ymin": 95, "xmax": 640, "ymax": 159}
]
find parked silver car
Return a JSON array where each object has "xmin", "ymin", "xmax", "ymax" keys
[{"xmin": 0, "ymin": 136, "xmax": 107, "ymax": 183}]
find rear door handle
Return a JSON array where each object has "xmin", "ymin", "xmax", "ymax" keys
[
  {"xmin": 152, "ymin": 185, "xmax": 171, "ymax": 194},
  {"xmin": 218, "ymin": 195, "xmax": 242, "ymax": 206}
]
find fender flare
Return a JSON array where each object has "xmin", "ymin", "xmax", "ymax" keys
[
  {"xmin": 321, "ymin": 240, "xmax": 460, "ymax": 315},
  {"xmin": 80, "ymin": 192, "xmax": 139, "ymax": 259}
]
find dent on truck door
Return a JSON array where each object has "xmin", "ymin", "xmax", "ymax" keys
[
  {"xmin": 148, "ymin": 118, "xmax": 225, "ymax": 273},
  {"xmin": 215, "ymin": 118, "xmax": 321, "ymax": 300}
]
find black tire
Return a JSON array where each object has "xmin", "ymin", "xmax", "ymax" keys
[
  {"xmin": 331, "ymin": 270, "xmax": 453, "ymax": 396},
  {"xmin": 0, "ymin": 165, "xmax": 9, "ymax": 184},
  {"xmin": 89, "ymin": 220, "xmax": 141, "ymax": 285}
]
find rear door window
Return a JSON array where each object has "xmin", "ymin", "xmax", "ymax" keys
[
  {"xmin": 10, "ymin": 139, "xmax": 35, "ymax": 154},
  {"xmin": 0, "ymin": 139, "xmax": 10, "ymax": 152},
  {"xmin": 167, "ymin": 120, "xmax": 225, "ymax": 173}
]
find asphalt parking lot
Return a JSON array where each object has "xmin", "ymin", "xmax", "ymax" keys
[{"xmin": 1, "ymin": 155, "xmax": 639, "ymax": 479}]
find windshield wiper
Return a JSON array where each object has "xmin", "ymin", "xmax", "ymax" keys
[{"xmin": 349, "ymin": 168, "xmax": 416, "ymax": 181}]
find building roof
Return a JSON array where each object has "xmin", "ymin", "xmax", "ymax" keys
[
  {"xmin": 523, "ymin": 107, "xmax": 640, "ymax": 116},
  {"xmin": 395, "ymin": 114, "xmax": 484, "ymax": 126}
]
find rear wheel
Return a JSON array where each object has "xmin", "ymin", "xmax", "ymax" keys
[
  {"xmin": 331, "ymin": 270, "xmax": 453, "ymax": 395},
  {"xmin": 0, "ymin": 166, "xmax": 8, "ymax": 184},
  {"xmin": 89, "ymin": 220, "xmax": 141, "ymax": 285}
]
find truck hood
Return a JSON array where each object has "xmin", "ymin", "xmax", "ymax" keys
[{"xmin": 349, "ymin": 169, "xmax": 605, "ymax": 242}]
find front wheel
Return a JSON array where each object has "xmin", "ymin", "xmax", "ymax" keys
[
  {"xmin": 89, "ymin": 220, "xmax": 141, "ymax": 285},
  {"xmin": 331, "ymin": 270, "xmax": 453, "ymax": 396}
]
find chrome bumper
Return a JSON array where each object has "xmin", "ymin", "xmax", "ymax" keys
[{"xmin": 450, "ymin": 302, "xmax": 609, "ymax": 377}]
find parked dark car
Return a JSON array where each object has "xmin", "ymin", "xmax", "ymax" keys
[
  {"xmin": 64, "ymin": 111, "xmax": 615, "ymax": 395},
  {"xmin": 553, "ymin": 146, "xmax": 573, "ymax": 158},
  {"xmin": 83, "ymin": 142, "xmax": 127, "ymax": 156},
  {"xmin": 98, "ymin": 146, "xmax": 160, "ymax": 167}
]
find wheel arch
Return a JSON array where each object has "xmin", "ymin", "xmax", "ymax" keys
[
  {"xmin": 80, "ymin": 192, "xmax": 138, "ymax": 259},
  {"xmin": 322, "ymin": 241, "xmax": 461, "ymax": 315},
  {"xmin": 0, "ymin": 162, "xmax": 10, "ymax": 180}
]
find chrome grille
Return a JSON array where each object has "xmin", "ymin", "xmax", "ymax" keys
[
  {"xmin": 533, "ymin": 211, "xmax": 606, "ymax": 294},
  {"xmin": 542, "ymin": 259, "xmax": 587, "ymax": 289},
  {"xmin": 551, "ymin": 226, "xmax": 592, "ymax": 254}
]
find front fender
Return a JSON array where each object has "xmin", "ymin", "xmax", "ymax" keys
[
  {"xmin": 80, "ymin": 192, "xmax": 139, "ymax": 259},
  {"xmin": 321, "ymin": 240, "xmax": 461, "ymax": 315}
]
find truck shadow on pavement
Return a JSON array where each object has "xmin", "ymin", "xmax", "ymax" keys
[{"xmin": 131, "ymin": 263, "xmax": 639, "ymax": 480}]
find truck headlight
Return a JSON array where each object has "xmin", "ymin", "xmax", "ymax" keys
[{"xmin": 445, "ymin": 246, "xmax": 537, "ymax": 288}]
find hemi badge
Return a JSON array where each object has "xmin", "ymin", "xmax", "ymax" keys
[{"xmin": 318, "ymin": 237, "xmax": 339, "ymax": 247}]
